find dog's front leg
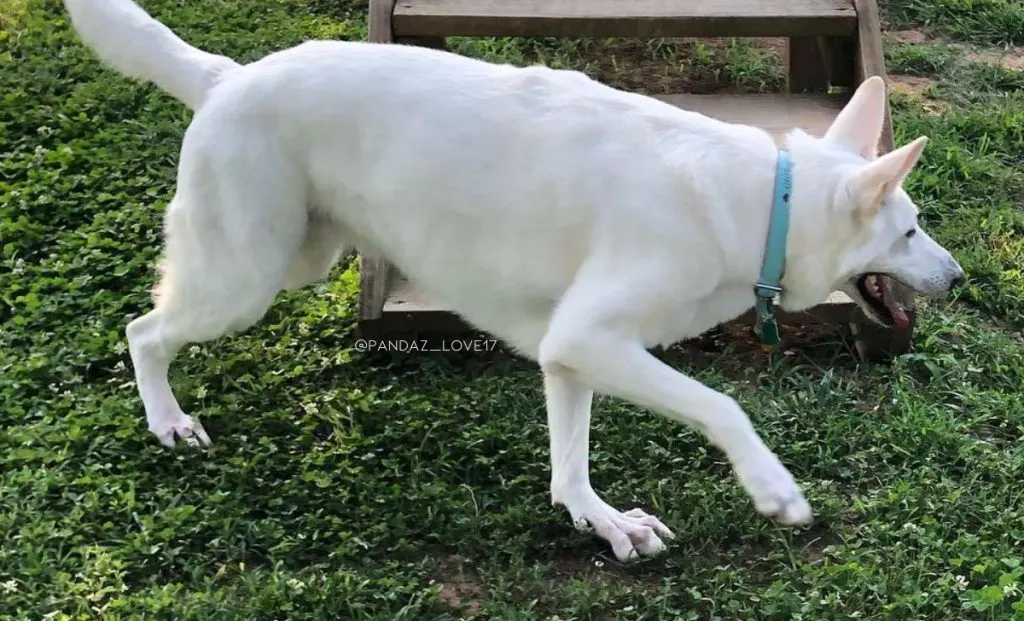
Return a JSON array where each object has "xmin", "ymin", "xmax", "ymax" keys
[
  {"xmin": 539, "ymin": 328, "xmax": 811, "ymax": 555},
  {"xmin": 544, "ymin": 369, "xmax": 675, "ymax": 561}
]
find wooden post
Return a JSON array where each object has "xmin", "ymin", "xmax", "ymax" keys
[
  {"xmin": 360, "ymin": 0, "xmax": 447, "ymax": 330},
  {"xmin": 786, "ymin": 37, "xmax": 829, "ymax": 92},
  {"xmin": 369, "ymin": 0, "xmax": 396, "ymax": 43},
  {"xmin": 849, "ymin": 0, "xmax": 916, "ymax": 360},
  {"xmin": 826, "ymin": 36, "xmax": 857, "ymax": 90},
  {"xmin": 360, "ymin": 0, "xmax": 398, "ymax": 327},
  {"xmin": 786, "ymin": 36, "xmax": 857, "ymax": 93}
]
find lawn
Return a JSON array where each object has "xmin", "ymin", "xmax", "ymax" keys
[{"xmin": 2, "ymin": 0, "xmax": 1024, "ymax": 619}]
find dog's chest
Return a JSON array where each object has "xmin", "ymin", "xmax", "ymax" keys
[{"xmin": 655, "ymin": 285, "xmax": 756, "ymax": 346}]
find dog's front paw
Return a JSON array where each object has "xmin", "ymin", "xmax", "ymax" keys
[
  {"xmin": 734, "ymin": 453, "xmax": 811, "ymax": 525},
  {"xmin": 148, "ymin": 410, "xmax": 212, "ymax": 448},
  {"xmin": 560, "ymin": 489, "xmax": 675, "ymax": 561}
]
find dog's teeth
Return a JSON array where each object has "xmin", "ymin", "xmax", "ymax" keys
[{"xmin": 863, "ymin": 275, "xmax": 877, "ymax": 297}]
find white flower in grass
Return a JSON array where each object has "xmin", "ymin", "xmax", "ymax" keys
[{"xmin": 952, "ymin": 575, "xmax": 969, "ymax": 591}]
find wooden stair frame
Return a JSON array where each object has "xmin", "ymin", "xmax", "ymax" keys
[{"xmin": 360, "ymin": 0, "xmax": 915, "ymax": 360}]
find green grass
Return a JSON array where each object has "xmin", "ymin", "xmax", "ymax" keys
[
  {"xmin": 884, "ymin": 0, "xmax": 1024, "ymax": 46},
  {"xmin": 445, "ymin": 35, "xmax": 785, "ymax": 95},
  {"xmin": 2, "ymin": 0, "xmax": 1024, "ymax": 619}
]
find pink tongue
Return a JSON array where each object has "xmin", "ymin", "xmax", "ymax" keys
[{"xmin": 878, "ymin": 279, "xmax": 910, "ymax": 329}]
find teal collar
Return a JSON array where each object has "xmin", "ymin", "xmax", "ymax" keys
[{"xmin": 753, "ymin": 150, "xmax": 793, "ymax": 345}]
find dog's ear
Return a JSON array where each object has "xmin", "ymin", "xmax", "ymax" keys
[
  {"xmin": 823, "ymin": 75, "xmax": 887, "ymax": 159},
  {"xmin": 849, "ymin": 136, "xmax": 928, "ymax": 216}
]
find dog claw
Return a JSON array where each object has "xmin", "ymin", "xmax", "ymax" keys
[
  {"xmin": 150, "ymin": 412, "xmax": 212, "ymax": 448},
  {"xmin": 574, "ymin": 517, "xmax": 594, "ymax": 533},
  {"xmin": 564, "ymin": 493, "xmax": 675, "ymax": 562}
]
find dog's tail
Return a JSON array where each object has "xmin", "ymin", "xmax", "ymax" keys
[{"xmin": 63, "ymin": 0, "xmax": 240, "ymax": 110}]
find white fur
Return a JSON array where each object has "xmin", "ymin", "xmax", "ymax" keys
[{"xmin": 64, "ymin": 0, "xmax": 964, "ymax": 561}]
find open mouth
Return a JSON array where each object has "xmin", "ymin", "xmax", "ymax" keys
[{"xmin": 854, "ymin": 273, "xmax": 911, "ymax": 329}]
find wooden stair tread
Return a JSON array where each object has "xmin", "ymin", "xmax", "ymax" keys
[
  {"xmin": 384, "ymin": 276, "xmax": 853, "ymax": 316},
  {"xmin": 655, "ymin": 93, "xmax": 848, "ymax": 141},
  {"xmin": 373, "ymin": 92, "xmax": 855, "ymax": 328},
  {"xmin": 393, "ymin": 0, "xmax": 857, "ymax": 38}
]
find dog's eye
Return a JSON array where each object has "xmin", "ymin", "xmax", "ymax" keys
[{"xmin": 905, "ymin": 229, "xmax": 916, "ymax": 239}]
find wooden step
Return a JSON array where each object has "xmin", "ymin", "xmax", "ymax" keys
[
  {"xmin": 384, "ymin": 273, "xmax": 856, "ymax": 317},
  {"xmin": 392, "ymin": 0, "xmax": 857, "ymax": 39},
  {"xmin": 378, "ymin": 276, "xmax": 855, "ymax": 334},
  {"xmin": 362, "ymin": 91, "xmax": 859, "ymax": 335},
  {"xmin": 653, "ymin": 93, "xmax": 848, "ymax": 141}
]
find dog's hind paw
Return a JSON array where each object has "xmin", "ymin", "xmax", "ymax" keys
[
  {"xmin": 735, "ymin": 453, "xmax": 812, "ymax": 525},
  {"xmin": 148, "ymin": 411, "xmax": 212, "ymax": 449}
]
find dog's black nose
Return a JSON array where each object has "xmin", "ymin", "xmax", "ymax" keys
[{"xmin": 950, "ymin": 274, "xmax": 965, "ymax": 291}]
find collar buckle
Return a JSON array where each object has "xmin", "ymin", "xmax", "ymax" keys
[{"xmin": 754, "ymin": 282, "xmax": 784, "ymax": 297}]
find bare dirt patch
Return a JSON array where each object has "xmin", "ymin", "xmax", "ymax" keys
[
  {"xmin": 433, "ymin": 555, "xmax": 488, "ymax": 617},
  {"xmin": 545, "ymin": 552, "xmax": 671, "ymax": 595},
  {"xmin": 885, "ymin": 28, "xmax": 1023, "ymax": 72},
  {"xmin": 964, "ymin": 46, "xmax": 1024, "ymax": 71},
  {"xmin": 887, "ymin": 29, "xmax": 931, "ymax": 45},
  {"xmin": 887, "ymin": 74, "xmax": 936, "ymax": 96},
  {"xmin": 578, "ymin": 36, "xmax": 785, "ymax": 95},
  {"xmin": 886, "ymin": 75, "xmax": 949, "ymax": 116}
]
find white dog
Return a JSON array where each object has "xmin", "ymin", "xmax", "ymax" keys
[{"xmin": 64, "ymin": 0, "xmax": 964, "ymax": 561}]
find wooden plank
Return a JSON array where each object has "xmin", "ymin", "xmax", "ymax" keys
[
  {"xmin": 849, "ymin": 0, "xmax": 915, "ymax": 359},
  {"xmin": 853, "ymin": 0, "xmax": 893, "ymax": 153},
  {"xmin": 369, "ymin": 273, "xmax": 470, "ymax": 334},
  {"xmin": 393, "ymin": 0, "xmax": 857, "ymax": 38},
  {"xmin": 369, "ymin": 0, "xmax": 397, "ymax": 43},
  {"xmin": 377, "ymin": 274, "xmax": 856, "ymax": 336},
  {"xmin": 361, "ymin": 1, "xmax": 394, "ymax": 322},
  {"xmin": 655, "ymin": 93, "xmax": 848, "ymax": 142},
  {"xmin": 386, "ymin": 275, "xmax": 855, "ymax": 316},
  {"xmin": 359, "ymin": 255, "xmax": 393, "ymax": 321},
  {"xmin": 384, "ymin": 276, "xmax": 446, "ymax": 314},
  {"xmin": 395, "ymin": 36, "xmax": 448, "ymax": 49},
  {"xmin": 364, "ymin": 0, "xmax": 443, "ymax": 324}
]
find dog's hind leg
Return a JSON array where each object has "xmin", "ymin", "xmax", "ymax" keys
[
  {"xmin": 126, "ymin": 178, "xmax": 305, "ymax": 447},
  {"xmin": 284, "ymin": 212, "xmax": 350, "ymax": 290}
]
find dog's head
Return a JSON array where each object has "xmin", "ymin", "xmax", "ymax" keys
[{"xmin": 779, "ymin": 76, "xmax": 964, "ymax": 328}]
